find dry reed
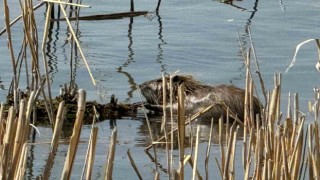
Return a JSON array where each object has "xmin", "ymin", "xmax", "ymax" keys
[
  {"xmin": 177, "ymin": 84, "xmax": 186, "ymax": 179},
  {"xmin": 42, "ymin": 101, "xmax": 66, "ymax": 179},
  {"xmin": 104, "ymin": 127, "xmax": 117, "ymax": 180},
  {"xmin": 85, "ymin": 126, "xmax": 98, "ymax": 180},
  {"xmin": 127, "ymin": 149, "xmax": 143, "ymax": 180},
  {"xmin": 61, "ymin": 89, "xmax": 86, "ymax": 179}
]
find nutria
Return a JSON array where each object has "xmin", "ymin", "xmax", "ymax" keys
[{"xmin": 139, "ymin": 75, "xmax": 261, "ymax": 121}]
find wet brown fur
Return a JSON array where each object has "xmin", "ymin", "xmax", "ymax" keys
[{"xmin": 139, "ymin": 75, "xmax": 261, "ymax": 121}]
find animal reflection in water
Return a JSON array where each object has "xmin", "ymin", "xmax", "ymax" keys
[{"xmin": 139, "ymin": 75, "xmax": 261, "ymax": 122}]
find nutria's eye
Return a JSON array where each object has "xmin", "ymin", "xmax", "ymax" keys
[{"xmin": 172, "ymin": 75, "xmax": 182, "ymax": 84}]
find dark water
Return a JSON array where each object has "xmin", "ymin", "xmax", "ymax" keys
[{"xmin": 1, "ymin": 0, "xmax": 320, "ymax": 179}]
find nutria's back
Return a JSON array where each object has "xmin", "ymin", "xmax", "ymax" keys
[{"xmin": 139, "ymin": 75, "xmax": 261, "ymax": 121}]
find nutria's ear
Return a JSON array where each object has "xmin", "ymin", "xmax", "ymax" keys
[{"xmin": 171, "ymin": 75, "xmax": 185, "ymax": 85}]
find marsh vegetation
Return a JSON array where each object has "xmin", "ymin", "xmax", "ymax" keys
[{"xmin": 0, "ymin": 0, "xmax": 320, "ymax": 179}]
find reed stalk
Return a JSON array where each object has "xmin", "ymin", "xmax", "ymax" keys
[
  {"xmin": 177, "ymin": 84, "xmax": 185, "ymax": 179},
  {"xmin": 145, "ymin": 102, "xmax": 235, "ymax": 151},
  {"xmin": 192, "ymin": 126, "xmax": 200, "ymax": 180},
  {"xmin": 127, "ymin": 149, "xmax": 143, "ymax": 180},
  {"xmin": 85, "ymin": 126, "xmax": 98, "ymax": 180},
  {"xmin": 2, "ymin": 2, "xmax": 320, "ymax": 179},
  {"xmin": 160, "ymin": 73, "xmax": 171, "ymax": 179},
  {"xmin": 14, "ymin": 142, "xmax": 28, "ymax": 179},
  {"xmin": 0, "ymin": 2, "xmax": 45, "ymax": 36},
  {"xmin": 0, "ymin": 103, "xmax": 4, "ymax": 140},
  {"xmin": 8, "ymin": 99, "xmax": 27, "ymax": 179},
  {"xmin": 61, "ymin": 89, "xmax": 86, "ymax": 180},
  {"xmin": 43, "ymin": 0, "xmax": 90, "ymax": 8},
  {"xmin": 154, "ymin": 172, "xmax": 160, "ymax": 180},
  {"xmin": 218, "ymin": 118, "xmax": 225, "ymax": 175},
  {"xmin": 205, "ymin": 118, "xmax": 214, "ymax": 180},
  {"xmin": 81, "ymin": 107, "xmax": 98, "ymax": 180},
  {"xmin": 43, "ymin": 101, "xmax": 66, "ymax": 179},
  {"xmin": 243, "ymin": 54, "xmax": 251, "ymax": 178},
  {"xmin": 3, "ymin": 0, "xmax": 18, "ymax": 110},
  {"xmin": 248, "ymin": 27, "xmax": 267, "ymax": 103},
  {"xmin": 169, "ymin": 74, "xmax": 175, "ymax": 177},
  {"xmin": 137, "ymin": 87, "xmax": 159, "ymax": 171},
  {"xmin": 0, "ymin": 107, "xmax": 16, "ymax": 178},
  {"xmin": 20, "ymin": 0, "xmax": 41, "ymax": 86},
  {"xmin": 58, "ymin": 3, "xmax": 96, "ymax": 86},
  {"xmin": 104, "ymin": 128, "xmax": 117, "ymax": 180},
  {"xmin": 41, "ymin": 1, "xmax": 54, "ymax": 125}
]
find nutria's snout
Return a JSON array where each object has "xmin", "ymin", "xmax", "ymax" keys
[
  {"xmin": 139, "ymin": 75, "xmax": 262, "ymax": 122},
  {"xmin": 139, "ymin": 80, "xmax": 161, "ymax": 106}
]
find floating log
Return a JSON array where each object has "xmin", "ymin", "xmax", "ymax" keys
[
  {"xmin": 35, "ymin": 97, "xmax": 142, "ymax": 125},
  {"xmin": 4, "ymin": 94, "xmax": 141, "ymax": 126},
  {"xmin": 54, "ymin": 11, "xmax": 148, "ymax": 21}
]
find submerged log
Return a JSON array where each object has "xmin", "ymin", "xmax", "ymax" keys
[
  {"xmin": 4, "ymin": 93, "xmax": 141, "ymax": 125},
  {"xmin": 35, "ymin": 96, "xmax": 141, "ymax": 125},
  {"xmin": 54, "ymin": 11, "xmax": 148, "ymax": 21}
]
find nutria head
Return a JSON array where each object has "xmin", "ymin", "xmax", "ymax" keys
[
  {"xmin": 139, "ymin": 75, "xmax": 261, "ymax": 121},
  {"xmin": 139, "ymin": 75, "xmax": 208, "ymax": 106}
]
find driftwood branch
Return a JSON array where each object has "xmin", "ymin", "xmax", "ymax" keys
[{"xmin": 54, "ymin": 11, "xmax": 148, "ymax": 21}]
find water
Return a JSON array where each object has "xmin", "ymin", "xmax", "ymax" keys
[{"xmin": 1, "ymin": 0, "xmax": 320, "ymax": 179}]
